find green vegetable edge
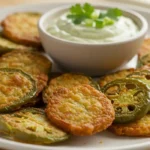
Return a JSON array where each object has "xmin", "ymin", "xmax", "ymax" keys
[
  {"xmin": 0, "ymin": 68, "xmax": 36, "ymax": 113},
  {"xmin": 67, "ymin": 3, "xmax": 122, "ymax": 28},
  {"xmin": 102, "ymin": 78, "xmax": 150, "ymax": 123},
  {"xmin": 0, "ymin": 108, "xmax": 69, "ymax": 144}
]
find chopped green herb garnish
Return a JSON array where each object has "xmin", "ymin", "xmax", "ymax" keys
[
  {"xmin": 95, "ymin": 19, "xmax": 104, "ymax": 28},
  {"xmin": 67, "ymin": 3, "xmax": 122, "ymax": 28},
  {"xmin": 84, "ymin": 19, "xmax": 94, "ymax": 27},
  {"xmin": 99, "ymin": 8, "xmax": 122, "ymax": 20}
]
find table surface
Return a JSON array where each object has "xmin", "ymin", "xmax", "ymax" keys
[
  {"xmin": 0, "ymin": 0, "xmax": 102, "ymax": 7},
  {"xmin": 1, "ymin": 0, "xmax": 150, "ymax": 7}
]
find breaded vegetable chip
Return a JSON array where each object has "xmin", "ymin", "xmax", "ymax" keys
[
  {"xmin": 43, "ymin": 73, "xmax": 100, "ymax": 103},
  {"xmin": 1, "ymin": 12, "xmax": 41, "ymax": 47},
  {"xmin": 0, "ymin": 50, "xmax": 52, "ymax": 95},
  {"xmin": 109, "ymin": 114, "xmax": 150, "ymax": 136},
  {"xmin": 0, "ymin": 68, "xmax": 36, "ymax": 113},
  {"xmin": 0, "ymin": 108, "xmax": 69, "ymax": 144},
  {"xmin": 102, "ymin": 78, "xmax": 150, "ymax": 123},
  {"xmin": 46, "ymin": 85, "xmax": 115, "ymax": 136},
  {"xmin": 0, "ymin": 35, "xmax": 36, "ymax": 54},
  {"xmin": 99, "ymin": 69, "xmax": 135, "ymax": 88}
]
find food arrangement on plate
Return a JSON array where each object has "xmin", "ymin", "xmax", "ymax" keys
[{"xmin": 0, "ymin": 2, "xmax": 150, "ymax": 146}]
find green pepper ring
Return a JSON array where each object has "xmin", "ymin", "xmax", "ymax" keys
[
  {"xmin": 0, "ymin": 68, "xmax": 36, "ymax": 113},
  {"xmin": 0, "ymin": 108, "xmax": 69, "ymax": 144},
  {"xmin": 102, "ymin": 78, "xmax": 150, "ymax": 123}
]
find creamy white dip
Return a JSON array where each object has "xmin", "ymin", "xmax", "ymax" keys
[{"xmin": 47, "ymin": 12, "xmax": 139, "ymax": 44}]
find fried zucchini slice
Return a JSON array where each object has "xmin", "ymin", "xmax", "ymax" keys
[
  {"xmin": 99, "ymin": 69, "xmax": 135, "ymax": 88},
  {"xmin": 0, "ymin": 35, "xmax": 36, "ymax": 54},
  {"xmin": 102, "ymin": 78, "xmax": 150, "ymax": 123},
  {"xmin": 0, "ymin": 108, "xmax": 69, "ymax": 144},
  {"xmin": 0, "ymin": 68, "xmax": 36, "ymax": 113},
  {"xmin": 109, "ymin": 114, "xmax": 150, "ymax": 136},
  {"xmin": 1, "ymin": 12, "xmax": 41, "ymax": 47},
  {"xmin": 43, "ymin": 73, "xmax": 100, "ymax": 103},
  {"xmin": 46, "ymin": 84, "xmax": 115, "ymax": 136},
  {"xmin": 0, "ymin": 50, "xmax": 52, "ymax": 95}
]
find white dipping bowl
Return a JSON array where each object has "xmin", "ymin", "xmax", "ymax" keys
[{"xmin": 38, "ymin": 5, "xmax": 148, "ymax": 76}]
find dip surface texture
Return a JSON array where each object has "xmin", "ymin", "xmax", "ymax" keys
[{"xmin": 47, "ymin": 11, "xmax": 139, "ymax": 44}]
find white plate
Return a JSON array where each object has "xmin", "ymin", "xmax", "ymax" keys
[{"xmin": 0, "ymin": 2, "xmax": 150, "ymax": 150}]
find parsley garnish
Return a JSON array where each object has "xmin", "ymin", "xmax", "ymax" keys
[
  {"xmin": 99, "ymin": 8, "xmax": 122, "ymax": 20},
  {"xmin": 67, "ymin": 3, "xmax": 122, "ymax": 28}
]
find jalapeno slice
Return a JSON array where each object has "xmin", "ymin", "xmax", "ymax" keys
[
  {"xmin": 0, "ymin": 68, "xmax": 36, "ymax": 113},
  {"xmin": 102, "ymin": 78, "xmax": 150, "ymax": 123},
  {"xmin": 0, "ymin": 35, "xmax": 36, "ymax": 54},
  {"xmin": 0, "ymin": 108, "xmax": 69, "ymax": 144},
  {"xmin": 0, "ymin": 50, "xmax": 52, "ymax": 96}
]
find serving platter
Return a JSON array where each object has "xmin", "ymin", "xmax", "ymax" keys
[{"xmin": 0, "ymin": 1, "xmax": 150, "ymax": 150}]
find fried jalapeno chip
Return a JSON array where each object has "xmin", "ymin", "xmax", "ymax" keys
[
  {"xmin": 0, "ymin": 35, "xmax": 36, "ymax": 54},
  {"xmin": 0, "ymin": 50, "xmax": 52, "ymax": 95},
  {"xmin": 43, "ymin": 73, "xmax": 100, "ymax": 103},
  {"xmin": 102, "ymin": 78, "xmax": 150, "ymax": 123},
  {"xmin": 99, "ymin": 69, "xmax": 135, "ymax": 88},
  {"xmin": 1, "ymin": 12, "xmax": 41, "ymax": 47},
  {"xmin": 109, "ymin": 114, "xmax": 150, "ymax": 136},
  {"xmin": 0, "ymin": 108, "xmax": 69, "ymax": 144},
  {"xmin": 0, "ymin": 68, "xmax": 36, "ymax": 113},
  {"xmin": 46, "ymin": 84, "xmax": 115, "ymax": 136}
]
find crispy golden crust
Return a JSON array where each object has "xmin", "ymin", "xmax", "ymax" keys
[
  {"xmin": 0, "ymin": 70, "xmax": 33, "ymax": 109},
  {"xmin": 0, "ymin": 68, "xmax": 36, "ymax": 112},
  {"xmin": 109, "ymin": 114, "xmax": 150, "ymax": 136},
  {"xmin": 0, "ymin": 108, "xmax": 69, "ymax": 144},
  {"xmin": 1, "ymin": 12, "xmax": 41, "ymax": 47},
  {"xmin": 138, "ymin": 38, "xmax": 150, "ymax": 58},
  {"xmin": 0, "ymin": 50, "xmax": 51, "ymax": 95},
  {"xmin": 0, "ymin": 35, "xmax": 36, "ymax": 53},
  {"xmin": 99, "ymin": 69, "xmax": 135, "ymax": 88},
  {"xmin": 46, "ymin": 84, "xmax": 115, "ymax": 136},
  {"xmin": 43, "ymin": 73, "xmax": 98, "ymax": 103}
]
